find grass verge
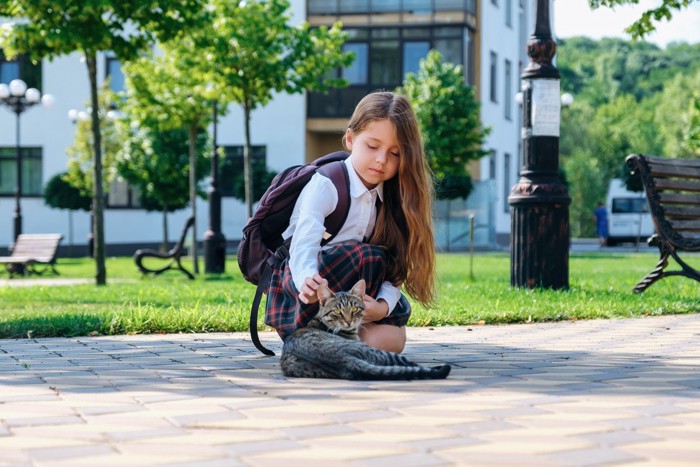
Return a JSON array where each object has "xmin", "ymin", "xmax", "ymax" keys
[{"xmin": 0, "ymin": 252, "xmax": 697, "ymax": 338}]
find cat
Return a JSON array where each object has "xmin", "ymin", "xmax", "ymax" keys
[{"xmin": 280, "ymin": 279, "xmax": 451, "ymax": 380}]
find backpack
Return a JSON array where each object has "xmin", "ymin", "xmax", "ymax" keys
[{"xmin": 237, "ymin": 151, "xmax": 351, "ymax": 356}]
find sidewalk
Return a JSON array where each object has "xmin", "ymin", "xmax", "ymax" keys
[{"xmin": 1, "ymin": 315, "xmax": 700, "ymax": 466}]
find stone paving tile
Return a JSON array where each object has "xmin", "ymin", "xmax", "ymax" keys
[{"xmin": 2, "ymin": 315, "xmax": 700, "ymax": 464}]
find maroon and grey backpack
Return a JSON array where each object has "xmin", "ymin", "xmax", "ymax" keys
[{"xmin": 237, "ymin": 151, "xmax": 351, "ymax": 355}]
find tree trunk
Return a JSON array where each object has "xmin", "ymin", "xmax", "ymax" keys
[
  {"xmin": 243, "ymin": 102, "xmax": 254, "ymax": 218},
  {"xmin": 86, "ymin": 53, "xmax": 106, "ymax": 286},
  {"xmin": 189, "ymin": 125, "xmax": 199, "ymax": 274},
  {"xmin": 162, "ymin": 208, "xmax": 169, "ymax": 253}
]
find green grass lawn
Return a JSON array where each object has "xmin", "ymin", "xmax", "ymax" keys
[{"xmin": 0, "ymin": 252, "xmax": 697, "ymax": 339}]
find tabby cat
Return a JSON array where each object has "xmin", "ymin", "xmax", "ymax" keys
[{"xmin": 280, "ymin": 279, "xmax": 451, "ymax": 380}]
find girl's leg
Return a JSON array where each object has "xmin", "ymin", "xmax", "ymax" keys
[{"xmin": 359, "ymin": 323, "xmax": 406, "ymax": 353}]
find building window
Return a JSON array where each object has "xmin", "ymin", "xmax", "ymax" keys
[
  {"xmin": 220, "ymin": 145, "xmax": 267, "ymax": 198},
  {"xmin": 0, "ymin": 147, "xmax": 43, "ymax": 197},
  {"xmin": 0, "ymin": 53, "xmax": 42, "ymax": 91},
  {"xmin": 105, "ymin": 56, "xmax": 125, "ymax": 93},
  {"xmin": 505, "ymin": 59, "xmax": 512, "ymax": 120},
  {"xmin": 106, "ymin": 178, "xmax": 141, "ymax": 208},
  {"xmin": 308, "ymin": 1, "xmax": 476, "ymax": 15},
  {"xmin": 403, "ymin": 41, "xmax": 430, "ymax": 75},
  {"xmin": 342, "ymin": 43, "xmax": 369, "ymax": 84},
  {"xmin": 503, "ymin": 153, "xmax": 511, "ymax": 212},
  {"xmin": 506, "ymin": 0, "xmax": 513, "ymax": 27},
  {"xmin": 490, "ymin": 51, "xmax": 498, "ymax": 103},
  {"xmin": 488, "ymin": 150, "xmax": 496, "ymax": 180},
  {"xmin": 308, "ymin": 25, "xmax": 473, "ymax": 118}
]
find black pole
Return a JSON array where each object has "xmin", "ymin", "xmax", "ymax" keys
[
  {"xmin": 508, "ymin": 0, "xmax": 570, "ymax": 289},
  {"xmin": 13, "ymin": 109, "xmax": 22, "ymax": 242},
  {"xmin": 204, "ymin": 99, "xmax": 226, "ymax": 274}
]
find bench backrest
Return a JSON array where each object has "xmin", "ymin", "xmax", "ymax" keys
[
  {"xmin": 11, "ymin": 234, "xmax": 63, "ymax": 261},
  {"xmin": 626, "ymin": 154, "xmax": 700, "ymax": 249}
]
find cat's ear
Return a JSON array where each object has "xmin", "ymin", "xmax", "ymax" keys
[
  {"xmin": 350, "ymin": 279, "xmax": 366, "ymax": 297},
  {"xmin": 317, "ymin": 283, "xmax": 334, "ymax": 305}
]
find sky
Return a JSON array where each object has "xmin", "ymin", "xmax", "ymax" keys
[{"xmin": 553, "ymin": 0, "xmax": 700, "ymax": 47}]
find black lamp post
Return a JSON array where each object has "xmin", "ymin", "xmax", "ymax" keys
[
  {"xmin": 0, "ymin": 79, "xmax": 54, "ymax": 243},
  {"xmin": 204, "ymin": 99, "xmax": 226, "ymax": 273},
  {"xmin": 508, "ymin": 0, "xmax": 571, "ymax": 289}
]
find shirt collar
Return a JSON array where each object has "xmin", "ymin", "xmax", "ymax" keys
[{"xmin": 344, "ymin": 155, "xmax": 384, "ymax": 203}]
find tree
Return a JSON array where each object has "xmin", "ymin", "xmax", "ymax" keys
[
  {"xmin": 686, "ymin": 93, "xmax": 700, "ymax": 156},
  {"xmin": 400, "ymin": 50, "xmax": 490, "ymax": 200},
  {"xmin": 43, "ymin": 173, "xmax": 92, "ymax": 212},
  {"xmin": 116, "ymin": 126, "xmax": 210, "ymax": 251},
  {"xmin": 204, "ymin": 0, "xmax": 353, "ymax": 216},
  {"xmin": 589, "ymin": 0, "xmax": 695, "ymax": 39},
  {"xmin": 122, "ymin": 36, "xmax": 215, "ymax": 274},
  {"xmin": 63, "ymin": 85, "xmax": 122, "ymax": 201},
  {"xmin": 0, "ymin": 0, "xmax": 205, "ymax": 285}
]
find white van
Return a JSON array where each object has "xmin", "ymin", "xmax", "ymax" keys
[{"xmin": 605, "ymin": 179, "xmax": 655, "ymax": 246}]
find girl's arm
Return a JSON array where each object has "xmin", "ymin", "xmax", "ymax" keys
[
  {"xmin": 288, "ymin": 175, "xmax": 338, "ymax": 300},
  {"xmin": 363, "ymin": 282, "xmax": 401, "ymax": 321}
]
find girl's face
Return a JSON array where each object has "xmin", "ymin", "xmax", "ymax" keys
[{"xmin": 345, "ymin": 118, "xmax": 400, "ymax": 190}]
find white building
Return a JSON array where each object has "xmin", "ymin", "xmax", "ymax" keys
[{"xmin": 1, "ymin": 0, "xmax": 540, "ymax": 255}]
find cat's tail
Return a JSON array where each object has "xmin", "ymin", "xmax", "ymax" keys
[{"xmin": 350, "ymin": 362, "xmax": 452, "ymax": 381}]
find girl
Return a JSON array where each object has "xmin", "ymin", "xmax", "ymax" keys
[{"xmin": 265, "ymin": 91, "xmax": 436, "ymax": 353}]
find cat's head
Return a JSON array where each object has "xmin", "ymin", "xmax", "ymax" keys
[{"xmin": 316, "ymin": 279, "xmax": 366, "ymax": 334}]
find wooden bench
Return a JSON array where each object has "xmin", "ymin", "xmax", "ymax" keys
[
  {"xmin": 625, "ymin": 154, "xmax": 700, "ymax": 292},
  {"xmin": 0, "ymin": 233, "xmax": 63, "ymax": 278},
  {"xmin": 133, "ymin": 216, "xmax": 195, "ymax": 280}
]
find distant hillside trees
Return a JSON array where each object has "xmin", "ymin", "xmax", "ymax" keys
[{"xmin": 557, "ymin": 37, "xmax": 700, "ymax": 237}]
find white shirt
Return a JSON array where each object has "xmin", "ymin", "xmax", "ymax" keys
[{"xmin": 282, "ymin": 156, "xmax": 401, "ymax": 315}]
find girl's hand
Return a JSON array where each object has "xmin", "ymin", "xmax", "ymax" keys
[
  {"xmin": 298, "ymin": 274, "xmax": 328, "ymax": 304},
  {"xmin": 362, "ymin": 295, "xmax": 389, "ymax": 322}
]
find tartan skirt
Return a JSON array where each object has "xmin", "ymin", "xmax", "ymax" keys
[{"xmin": 265, "ymin": 243, "xmax": 412, "ymax": 339}]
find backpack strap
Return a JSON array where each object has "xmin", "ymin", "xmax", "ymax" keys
[{"xmin": 317, "ymin": 160, "xmax": 351, "ymax": 245}]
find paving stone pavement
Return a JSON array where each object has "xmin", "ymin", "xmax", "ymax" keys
[{"xmin": 2, "ymin": 314, "xmax": 700, "ymax": 466}]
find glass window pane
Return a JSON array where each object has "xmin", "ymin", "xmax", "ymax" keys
[
  {"xmin": 0, "ymin": 159, "xmax": 15, "ymax": 195},
  {"xmin": 23, "ymin": 156, "xmax": 42, "ymax": 196},
  {"xmin": 435, "ymin": 0, "xmax": 466, "ymax": 10},
  {"xmin": 107, "ymin": 58, "xmax": 125, "ymax": 93},
  {"xmin": 434, "ymin": 26, "xmax": 462, "ymax": 37},
  {"xmin": 371, "ymin": 28, "xmax": 399, "ymax": 39},
  {"xmin": 372, "ymin": 0, "xmax": 400, "ymax": 12},
  {"xmin": 403, "ymin": 28, "xmax": 430, "ymax": 39},
  {"xmin": 309, "ymin": 0, "xmax": 337, "ymax": 14},
  {"xmin": 1, "ymin": 61, "xmax": 19, "ymax": 83},
  {"xmin": 403, "ymin": 0, "xmax": 432, "ymax": 13},
  {"xmin": 370, "ymin": 40, "xmax": 400, "ymax": 85},
  {"xmin": 339, "ymin": 0, "xmax": 369, "ymax": 13},
  {"xmin": 435, "ymin": 38, "xmax": 462, "ymax": 65},
  {"xmin": 345, "ymin": 28, "xmax": 369, "ymax": 40},
  {"xmin": 342, "ymin": 43, "xmax": 369, "ymax": 85},
  {"xmin": 403, "ymin": 42, "xmax": 430, "ymax": 76},
  {"xmin": 108, "ymin": 179, "xmax": 130, "ymax": 206}
]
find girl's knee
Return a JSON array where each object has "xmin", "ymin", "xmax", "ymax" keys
[{"xmin": 359, "ymin": 324, "xmax": 406, "ymax": 353}]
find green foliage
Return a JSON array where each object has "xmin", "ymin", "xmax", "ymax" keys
[
  {"xmin": 400, "ymin": 50, "xmax": 490, "ymax": 200},
  {"xmin": 199, "ymin": 0, "xmax": 353, "ymax": 217},
  {"xmin": 589, "ymin": 0, "xmax": 695, "ymax": 39},
  {"xmin": 229, "ymin": 156, "xmax": 278, "ymax": 202},
  {"xmin": 558, "ymin": 38, "xmax": 700, "ymax": 237},
  {"xmin": 116, "ymin": 126, "xmax": 210, "ymax": 213},
  {"xmin": 687, "ymin": 93, "xmax": 700, "ymax": 156},
  {"xmin": 0, "ymin": 0, "xmax": 206, "ymax": 63},
  {"xmin": 43, "ymin": 173, "xmax": 92, "ymax": 212},
  {"xmin": 64, "ymin": 85, "xmax": 122, "ymax": 198}
]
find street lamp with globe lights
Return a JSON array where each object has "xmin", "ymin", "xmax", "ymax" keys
[{"xmin": 0, "ymin": 79, "xmax": 54, "ymax": 243}]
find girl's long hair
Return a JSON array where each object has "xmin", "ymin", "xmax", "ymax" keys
[{"xmin": 344, "ymin": 91, "xmax": 436, "ymax": 307}]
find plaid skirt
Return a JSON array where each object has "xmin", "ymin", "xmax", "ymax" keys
[{"xmin": 265, "ymin": 243, "xmax": 411, "ymax": 339}]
